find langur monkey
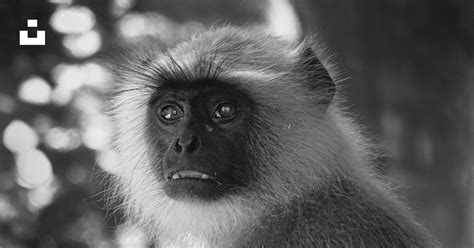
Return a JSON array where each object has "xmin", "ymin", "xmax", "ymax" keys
[{"xmin": 106, "ymin": 26, "xmax": 439, "ymax": 247}]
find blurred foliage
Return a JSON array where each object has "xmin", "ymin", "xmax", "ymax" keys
[{"xmin": 0, "ymin": 0, "xmax": 472, "ymax": 247}]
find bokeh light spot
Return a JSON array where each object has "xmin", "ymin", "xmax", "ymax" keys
[
  {"xmin": 3, "ymin": 120, "xmax": 39, "ymax": 153},
  {"xmin": 0, "ymin": 194, "xmax": 18, "ymax": 221},
  {"xmin": 82, "ymin": 124, "xmax": 110, "ymax": 151},
  {"xmin": 44, "ymin": 127, "xmax": 82, "ymax": 151},
  {"xmin": 52, "ymin": 63, "xmax": 84, "ymax": 90},
  {"xmin": 82, "ymin": 62, "xmax": 112, "ymax": 90},
  {"xmin": 117, "ymin": 13, "xmax": 176, "ymax": 40},
  {"xmin": 73, "ymin": 91, "xmax": 102, "ymax": 115},
  {"xmin": 0, "ymin": 93, "xmax": 17, "ymax": 114},
  {"xmin": 15, "ymin": 149, "xmax": 53, "ymax": 188},
  {"xmin": 66, "ymin": 165, "xmax": 88, "ymax": 185},
  {"xmin": 116, "ymin": 225, "xmax": 148, "ymax": 248},
  {"xmin": 63, "ymin": 30, "xmax": 102, "ymax": 58},
  {"xmin": 27, "ymin": 179, "xmax": 58, "ymax": 210},
  {"xmin": 51, "ymin": 63, "xmax": 84, "ymax": 105},
  {"xmin": 112, "ymin": 0, "xmax": 136, "ymax": 16},
  {"xmin": 97, "ymin": 149, "xmax": 119, "ymax": 174},
  {"xmin": 51, "ymin": 85, "xmax": 74, "ymax": 105},
  {"xmin": 266, "ymin": 0, "xmax": 302, "ymax": 42},
  {"xmin": 18, "ymin": 76, "xmax": 52, "ymax": 105},
  {"xmin": 117, "ymin": 13, "xmax": 148, "ymax": 38},
  {"xmin": 66, "ymin": 165, "xmax": 91, "ymax": 184},
  {"xmin": 50, "ymin": 6, "xmax": 96, "ymax": 34}
]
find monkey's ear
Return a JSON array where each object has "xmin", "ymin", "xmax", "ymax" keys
[{"xmin": 298, "ymin": 43, "xmax": 335, "ymax": 110}]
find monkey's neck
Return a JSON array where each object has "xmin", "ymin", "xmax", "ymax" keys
[
  {"xmin": 238, "ymin": 178, "xmax": 432, "ymax": 248},
  {"xmin": 156, "ymin": 223, "xmax": 248, "ymax": 248},
  {"xmin": 153, "ymin": 197, "xmax": 261, "ymax": 248}
]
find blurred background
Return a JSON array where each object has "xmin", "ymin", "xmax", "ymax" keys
[{"xmin": 0, "ymin": 0, "xmax": 472, "ymax": 247}]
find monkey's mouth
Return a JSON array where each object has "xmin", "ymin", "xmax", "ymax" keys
[
  {"xmin": 166, "ymin": 170, "xmax": 217, "ymax": 182},
  {"xmin": 163, "ymin": 170, "xmax": 224, "ymax": 201}
]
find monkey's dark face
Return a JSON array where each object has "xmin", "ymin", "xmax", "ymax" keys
[{"xmin": 147, "ymin": 80, "xmax": 253, "ymax": 201}]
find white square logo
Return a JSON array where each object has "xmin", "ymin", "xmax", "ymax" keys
[{"xmin": 19, "ymin": 19, "xmax": 46, "ymax": 46}]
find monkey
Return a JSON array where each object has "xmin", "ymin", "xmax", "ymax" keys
[{"xmin": 104, "ymin": 26, "xmax": 439, "ymax": 247}]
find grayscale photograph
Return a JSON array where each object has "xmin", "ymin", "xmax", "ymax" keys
[{"xmin": 0, "ymin": 0, "xmax": 472, "ymax": 247}]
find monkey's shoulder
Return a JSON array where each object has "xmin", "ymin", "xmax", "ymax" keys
[{"xmin": 244, "ymin": 180, "xmax": 433, "ymax": 248}]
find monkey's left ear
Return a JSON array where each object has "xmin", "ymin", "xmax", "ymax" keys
[{"xmin": 298, "ymin": 42, "xmax": 335, "ymax": 110}]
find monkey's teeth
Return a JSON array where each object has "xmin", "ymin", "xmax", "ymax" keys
[{"xmin": 170, "ymin": 170, "xmax": 214, "ymax": 180}]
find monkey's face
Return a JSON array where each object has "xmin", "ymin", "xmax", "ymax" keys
[{"xmin": 147, "ymin": 80, "xmax": 254, "ymax": 201}]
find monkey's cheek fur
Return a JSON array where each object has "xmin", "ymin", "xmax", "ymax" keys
[{"xmin": 163, "ymin": 179, "xmax": 225, "ymax": 201}]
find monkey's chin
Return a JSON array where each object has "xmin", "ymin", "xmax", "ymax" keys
[{"xmin": 163, "ymin": 179, "xmax": 224, "ymax": 202}]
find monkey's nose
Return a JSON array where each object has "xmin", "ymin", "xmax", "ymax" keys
[{"xmin": 174, "ymin": 135, "xmax": 200, "ymax": 154}]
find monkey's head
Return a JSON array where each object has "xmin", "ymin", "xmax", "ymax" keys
[{"xmin": 108, "ymin": 26, "xmax": 345, "ymax": 236}]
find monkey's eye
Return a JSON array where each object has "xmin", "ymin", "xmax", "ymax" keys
[
  {"xmin": 212, "ymin": 102, "xmax": 237, "ymax": 122},
  {"xmin": 159, "ymin": 104, "xmax": 183, "ymax": 123}
]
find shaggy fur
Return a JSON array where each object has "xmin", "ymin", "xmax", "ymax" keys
[{"xmin": 105, "ymin": 26, "xmax": 438, "ymax": 247}]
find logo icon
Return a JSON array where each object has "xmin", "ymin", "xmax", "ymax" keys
[{"xmin": 19, "ymin": 19, "xmax": 46, "ymax": 46}]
